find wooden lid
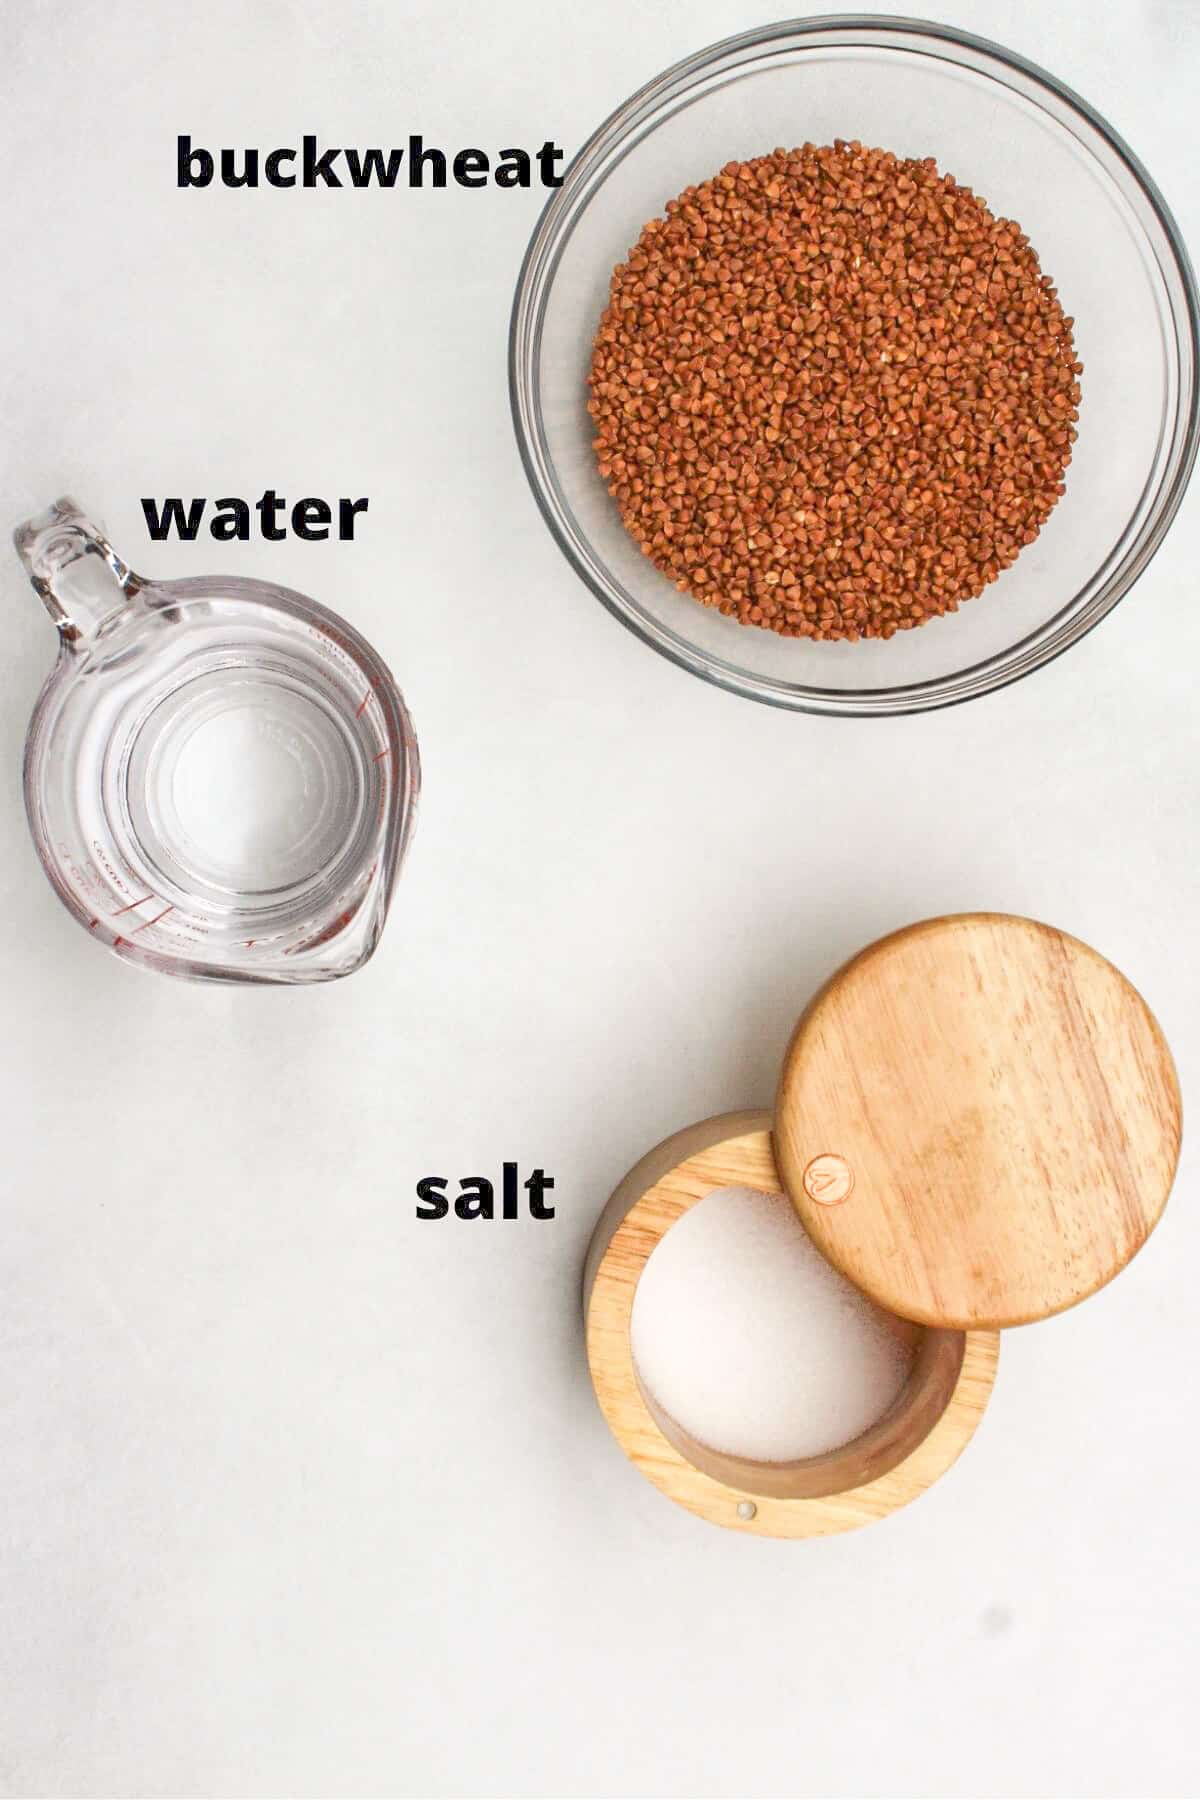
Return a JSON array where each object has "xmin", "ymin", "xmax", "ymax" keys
[{"xmin": 775, "ymin": 915, "xmax": 1181, "ymax": 1330}]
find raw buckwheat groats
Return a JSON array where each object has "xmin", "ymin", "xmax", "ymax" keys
[{"xmin": 587, "ymin": 141, "xmax": 1082, "ymax": 642}]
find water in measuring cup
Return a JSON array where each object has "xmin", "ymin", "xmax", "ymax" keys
[
  {"xmin": 163, "ymin": 683, "xmax": 346, "ymax": 892},
  {"xmin": 57, "ymin": 596, "xmax": 396, "ymax": 971},
  {"xmin": 123, "ymin": 647, "xmax": 375, "ymax": 904},
  {"xmin": 18, "ymin": 503, "xmax": 417, "ymax": 982}
]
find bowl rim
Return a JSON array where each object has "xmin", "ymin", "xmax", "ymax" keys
[{"xmin": 509, "ymin": 12, "xmax": 1200, "ymax": 716}]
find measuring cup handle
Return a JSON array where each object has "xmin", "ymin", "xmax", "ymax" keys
[{"xmin": 13, "ymin": 498, "xmax": 142, "ymax": 647}]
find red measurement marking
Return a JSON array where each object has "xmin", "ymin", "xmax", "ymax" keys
[
  {"xmin": 87, "ymin": 917, "xmax": 99, "ymax": 931},
  {"xmin": 357, "ymin": 677, "xmax": 388, "ymax": 718},
  {"xmin": 113, "ymin": 935, "xmax": 126, "ymax": 949},
  {"xmin": 372, "ymin": 745, "xmax": 391, "ymax": 763},
  {"xmin": 112, "ymin": 895, "xmax": 154, "ymax": 916},
  {"xmin": 283, "ymin": 905, "xmax": 355, "ymax": 954},
  {"xmin": 245, "ymin": 940, "xmax": 256, "ymax": 948},
  {"xmin": 131, "ymin": 905, "xmax": 174, "ymax": 935}
]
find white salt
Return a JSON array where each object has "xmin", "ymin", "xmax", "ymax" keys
[{"xmin": 630, "ymin": 1186, "xmax": 913, "ymax": 1463}]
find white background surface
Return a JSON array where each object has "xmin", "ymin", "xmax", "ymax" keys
[{"xmin": 1, "ymin": 2, "xmax": 1198, "ymax": 1795}]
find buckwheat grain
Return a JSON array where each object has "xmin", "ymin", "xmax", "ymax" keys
[{"xmin": 587, "ymin": 142, "xmax": 1082, "ymax": 641}]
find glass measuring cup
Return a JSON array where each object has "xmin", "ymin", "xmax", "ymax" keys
[{"xmin": 15, "ymin": 499, "xmax": 419, "ymax": 983}]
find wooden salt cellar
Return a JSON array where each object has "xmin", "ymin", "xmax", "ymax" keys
[{"xmin": 584, "ymin": 915, "xmax": 1181, "ymax": 1537}]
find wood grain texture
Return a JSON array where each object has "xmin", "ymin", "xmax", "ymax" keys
[
  {"xmin": 775, "ymin": 914, "xmax": 1182, "ymax": 1331},
  {"xmin": 585, "ymin": 1114, "xmax": 998, "ymax": 1538}
]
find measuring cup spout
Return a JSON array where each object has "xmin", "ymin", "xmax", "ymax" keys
[{"xmin": 14, "ymin": 498, "xmax": 142, "ymax": 647}]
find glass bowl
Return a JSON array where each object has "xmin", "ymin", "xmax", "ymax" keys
[{"xmin": 510, "ymin": 16, "xmax": 1199, "ymax": 714}]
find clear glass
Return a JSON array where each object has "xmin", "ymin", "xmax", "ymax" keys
[
  {"xmin": 510, "ymin": 15, "xmax": 1200, "ymax": 714},
  {"xmin": 15, "ymin": 498, "xmax": 419, "ymax": 983}
]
